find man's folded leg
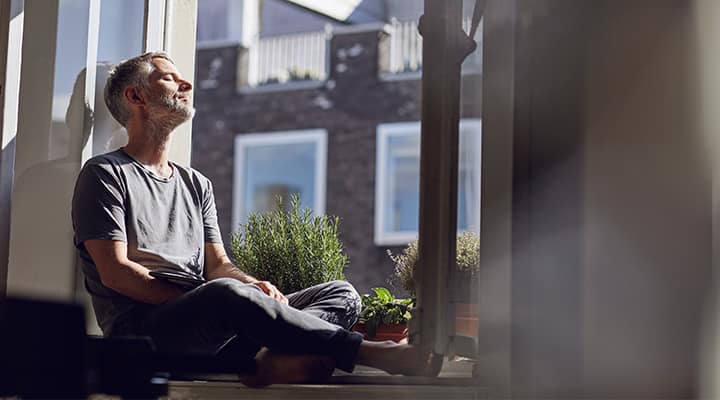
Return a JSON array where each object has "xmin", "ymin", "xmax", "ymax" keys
[
  {"xmin": 287, "ymin": 280, "xmax": 362, "ymax": 330},
  {"xmin": 141, "ymin": 278, "xmax": 363, "ymax": 373}
]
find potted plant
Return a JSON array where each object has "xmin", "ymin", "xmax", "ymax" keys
[
  {"xmin": 354, "ymin": 287, "xmax": 412, "ymax": 342},
  {"xmin": 230, "ymin": 195, "xmax": 348, "ymax": 294},
  {"xmin": 387, "ymin": 231, "xmax": 480, "ymax": 337}
]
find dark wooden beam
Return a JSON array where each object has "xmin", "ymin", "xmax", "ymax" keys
[{"xmin": 412, "ymin": 0, "xmax": 465, "ymax": 353}]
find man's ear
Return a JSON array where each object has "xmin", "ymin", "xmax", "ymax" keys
[{"xmin": 124, "ymin": 86, "xmax": 145, "ymax": 106}]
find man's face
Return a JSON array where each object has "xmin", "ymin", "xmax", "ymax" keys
[{"xmin": 144, "ymin": 57, "xmax": 195, "ymax": 126}]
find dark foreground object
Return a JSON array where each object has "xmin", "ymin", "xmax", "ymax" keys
[{"xmin": 0, "ymin": 297, "xmax": 254, "ymax": 398}]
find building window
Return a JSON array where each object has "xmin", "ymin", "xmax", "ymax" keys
[
  {"xmin": 232, "ymin": 130, "xmax": 327, "ymax": 232},
  {"xmin": 374, "ymin": 120, "xmax": 481, "ymax": 245}
]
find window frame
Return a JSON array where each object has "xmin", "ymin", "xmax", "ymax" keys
[
  {"xmin": 232, "ymin": 129, "xmax": 328, "ymax": 231},
  {"xmin": 374, "ymin": 119, "xmax": 482, "ymax": 246}
]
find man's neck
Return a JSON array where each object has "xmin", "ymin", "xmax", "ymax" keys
[{"xmin": 123, "ymin": 120, "xmax": 174, "ymax": 178}]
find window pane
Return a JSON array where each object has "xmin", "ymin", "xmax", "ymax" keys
[
  {"xmin": 449, "ymin": 0, "xmax": 484, "ymax": 351},
  {"xmin": 49, "ymin": 0, "xmax": 90, "ymax": 161},
  {"xmin": 192, "ymin": 0, "xmax": 428, "ymax": 297},
  {"xmin": 196, "ymin": 0, "xmax": 229, "ymax": 42},
  {"xmin": 97, "ymin": 0, "xmax": 144, "ymax": 63},
  {"xmin": 385, "ymin": 133, "xmax": 420, "ymax": 233},
  {"xmin": 238, "ymin": 138, "xmax": 321, "ymax": 226},
  {"xmin": 377, "ymin": 121, "xmax": 481, "ymax": 244},
  {"xmin": 92, "ymin": 0, "xmax": 144, "ymax": 156},
  {"xmin": 458, "ymin": 123, "xmax": 482, "ymax": 234}
]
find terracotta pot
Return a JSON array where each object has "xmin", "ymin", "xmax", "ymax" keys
[
  {"xmin": 353, "ymin": 322, "xmax": 408, "ymax": 342},
  {"xmin": 455, "ymin": 303, "xmax": 479, "ymax": 337}
]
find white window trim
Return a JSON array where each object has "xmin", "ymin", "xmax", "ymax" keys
[
  {"xmin": 374, "ymin": 119, "xmax": 482, "ymax": 246},
  {"xmin": 232, "ymin": 129, "xmax": 328, "ymax": 232}
]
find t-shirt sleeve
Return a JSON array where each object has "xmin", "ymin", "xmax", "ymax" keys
[
  {"xmin": 202, "ymin": 180, "xmax": 223, "ymax": 244},
  {"xmin": 72, "ymin": 162, "xmax": 127, "ymax": 247}
]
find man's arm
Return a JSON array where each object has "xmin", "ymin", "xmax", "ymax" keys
[
  {"xmin": 85, "ymin": 239, "xmax": 185, "ymax": 304},
  {"xmin": 204, "ymin": 242, "xmax": 287, "ymax": 303}
]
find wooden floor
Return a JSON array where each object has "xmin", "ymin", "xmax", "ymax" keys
[{"xmin": 165, "ymin": 358, "xmax": 487, "ymax": 399}]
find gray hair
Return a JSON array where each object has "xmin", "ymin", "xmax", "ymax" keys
[{"xmin": 104, "ymin": 51, "xmax": 174, "ymax": 127}]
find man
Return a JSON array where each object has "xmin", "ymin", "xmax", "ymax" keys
[{"xmin": 71, "ymin": 52, "xmax": 441, "ymax": 386}]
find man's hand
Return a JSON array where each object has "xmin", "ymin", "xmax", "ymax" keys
[
  {"xmin": 204, "ymin": 243, "xmax": 288, "ymax": 304},
  {"xmin": 253, "ymin": 281, "xmax": 288, "ymax": 304}
]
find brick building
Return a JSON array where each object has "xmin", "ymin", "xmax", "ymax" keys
[{"xmin": 192, "ymin": 19, "xmax": 481, "ymax": 294}]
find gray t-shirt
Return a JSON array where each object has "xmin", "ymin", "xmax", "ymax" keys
[{"xmin": 72, "ymin": 149, "xmax": 222, "ymax": 334}]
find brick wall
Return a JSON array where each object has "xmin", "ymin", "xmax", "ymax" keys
[{"xmin": 192, "ymin": 27, "xmax": 481, "ymax": 295}]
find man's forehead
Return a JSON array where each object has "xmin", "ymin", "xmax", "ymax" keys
[{"xmin": 150, "ymin": 57, "xmax": 178, "ymax": 74}]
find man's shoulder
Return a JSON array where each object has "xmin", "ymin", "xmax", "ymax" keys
[
  {"xmin": 173, "ymin": 163, "xmax": 212, "ymax": 186},
  {"xmin": 82, "ymin": 149, "xmax": 131, "ymax": 170},
  {"xmin": 76, "ymin": 150, "xmax": 133, "ymax": 188}
]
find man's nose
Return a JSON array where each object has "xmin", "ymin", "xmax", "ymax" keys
[{"xmin": 179, "ymin": 80, "xmax": 193, "ymax": 92}]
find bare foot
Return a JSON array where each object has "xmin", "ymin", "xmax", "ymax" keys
[
  {"xmin": 356, "ymin": 340, "xmax": 443, "ymax": 377},
  {"xmin": 240, "ymin": 348, "xmax": 336, "ymax": 388}
]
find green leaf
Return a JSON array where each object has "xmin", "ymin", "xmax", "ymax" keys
[
  {"xmin": 372, "ymin": 287, "xmax": 394, "ymax": 303},
  {"xmin": 359, "ymin": 286, "xmax": 413, "ymax": 325}
]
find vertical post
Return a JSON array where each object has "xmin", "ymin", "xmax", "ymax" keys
[
  {"xmin": 475, "ymin": 0, "xmax": 515, "ymax": 395},
  {"xmin": 412, "ymin": 0, "xmax": 464, "ymax": 354},
  {"xmin": 80, "ymin": 0, "xmax": 100, "ymax": 164},
  {"xmin": 163, "ymin": 0, "xmax": 196, "ymax": 166},
  {"xmin": 144, "ymin": 0, "xmax": 166, "ymax": 52},
  {"xmin": 0, "ymin": 0, "xmax": 24, "ymax": 296}
]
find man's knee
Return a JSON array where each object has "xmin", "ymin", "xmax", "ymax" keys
[
  {"xmin": 326, "ymin": 280, "xmax": 359, "ymax": 297},
  {"xmin": 198, "ymin": 278, "xmax": 263, "ymax": 304},
  {"xmin": 326, "ymin": 280, "xmax": 362, "ymax": 325}
]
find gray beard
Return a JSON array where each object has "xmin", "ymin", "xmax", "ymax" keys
[{"xmin": 144, "ymin": 94, "xmax": 195, "ymax": 142}]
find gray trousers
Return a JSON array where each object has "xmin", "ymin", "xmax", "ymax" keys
[{"xmin": 135, "ymin": 278, "xmax": 363, "ymax": 372}]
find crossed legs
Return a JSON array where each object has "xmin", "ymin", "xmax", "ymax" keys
[{"xmin": 140, "ymin": 278, "xmax": 441, "ymax": 385}]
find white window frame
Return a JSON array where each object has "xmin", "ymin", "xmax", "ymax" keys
[
  {"xmin": 374, "ymin": 119, "xmax": 481, "ymax": 246},
  {"xmin": 232, "ymin": 129, "xmax": 327, "ymax": 232}
]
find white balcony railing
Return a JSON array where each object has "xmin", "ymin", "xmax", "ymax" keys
[
  {"xmin": 384, "ymin": 17, "xmax": 482, "ymax": 76},
  {"xmin": 247, "ymin": 31, "xmax": 328, "ymax": 87},
  {"xmin": 387, "ymin": 18, "xmax": 423, "ymax": 74},
  {"xmin": 240, "ymin": 18, "xmax": 481, "ymax": 88}
]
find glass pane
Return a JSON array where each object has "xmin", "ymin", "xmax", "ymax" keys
[
  {"xmin": 196, "ymin": 0, "xmax": 229, "ymax": 42},
  {"xmin": 191, "ymin": 0, "xmax": 428, "ymax": 299},
  {"xmin": 241, "ymin": 141, "xmax": 317, "ymax": 223},
  {"xmin": 458, "ymin": 124, "xmax": 481, "ymax": 234},
  {"xmin": 75, "ymin": 0, "xmax": 145, "ymax": 331},
  {"xmin": 97, "ymin": 0, "xmax": 144, "ymax": 62},
  {"xmin": 380, "ymin": 126, "xmax": 480, "ymax": 238},
  {"xmin": 450, "ymin": 0, "xmax": 483, "ymax": 350},
  {"xmin": 385, "ymin": 134, "xmax": 420, "ymax": 233},
  {"xmin": 49, "ymin": 0, "xmax": 90, "ymax": 161},
  {"xmin": 92, "ymin": 0, "xmax": 144, "ymax": 156}
]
